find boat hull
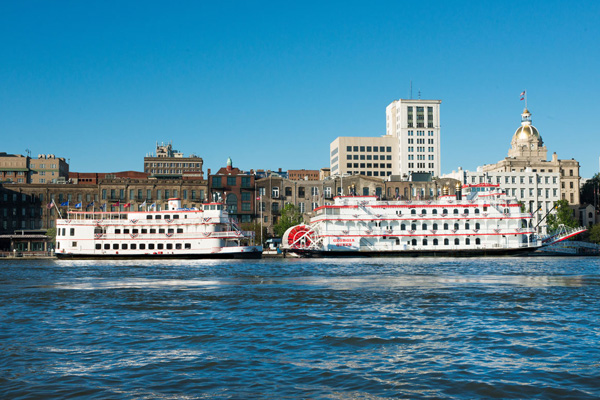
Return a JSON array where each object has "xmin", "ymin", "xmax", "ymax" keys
[
  {"xmin": 55, "ymin": 250, "xmax": 262, "ymax": 260},
  {"xmin": 286, "ymin": 246, "xmax": 539, "ymax": 258}
]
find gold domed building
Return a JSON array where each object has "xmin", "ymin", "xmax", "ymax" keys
[{"xmin": 483, "ymin": 107, "xmax": 580, "ymax": 206}]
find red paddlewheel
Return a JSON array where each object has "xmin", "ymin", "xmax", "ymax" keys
[{"xmin": 287, "ymin": 225, "xmax": 313, "ymax": 248}]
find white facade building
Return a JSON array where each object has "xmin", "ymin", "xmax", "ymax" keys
[
  {"xmin": 330, "ymin": 98, "xmax": 442, "ymax": 179},
  {"xmin": 443, "ymin": 167, "xmax": 560, "ymax": 234},
  {"xmin": 386, "ymin": 99, "xmax": 441, "ymax": 178}
]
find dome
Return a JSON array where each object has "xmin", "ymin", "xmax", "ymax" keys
[{"xmin": 513, "ymin": 125, "xmax": 540, "ymax": 141}]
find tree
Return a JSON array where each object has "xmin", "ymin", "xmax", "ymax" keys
[
  {"xmin": 273, "ymin": 204, "xmax": 304, "ymax": 237},
  {"xmin": 45, "ymin": 227, "xmax": 56, "ymax": 241},
  {"xmin": 580, "ymin": 173, "xmax": 600, "ymax": 206},
  {"xmin": 589, "ymin": 224, "xmax": 600, "ymax": 245},
  {"xmin": 240, "ymin": 222, "xmax": 268, "ymax": 247},
  {"xmin": 546, "ymin": 199, "xmax": 579, "ymax": 232}
]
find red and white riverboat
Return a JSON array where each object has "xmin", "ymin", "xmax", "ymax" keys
[
  {"xmin": 282, "ymin": 184, "xmax": 585, "ymax": 257},
  {"xmin": 55, "ymin": 198, "xmax": 262, "ymax": 259}
]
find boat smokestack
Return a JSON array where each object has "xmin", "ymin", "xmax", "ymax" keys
[{"xmin": 455, "ymin": 182, "xmax": 462, "ymax": 200}]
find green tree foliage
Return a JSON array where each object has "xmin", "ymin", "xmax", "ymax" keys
[
  {"xmin": 240, "ymin": 222, "xmax": 268, "ymax": 246},
  {"xmin": 45, "ymin": 227, "xmax": 57, "ymax": 241},
  {"xmin": 580, "ymin": 173, "xmax": 600, "ymax": 205},
  {"xmin": 273, "ymin": 204, "xmax": 304, "ymax": 237},
  {"xmin": 546, "ymin": 199, "xmax": 579, "ymax": 232},
  {"xmin": 588, "ymin": 224, "xmax": 600, "ymax": 245}
]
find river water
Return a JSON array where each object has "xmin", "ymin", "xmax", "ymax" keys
[{"xmin": 1, "ymin": 257, "xmax": 599, "ymax": 399}]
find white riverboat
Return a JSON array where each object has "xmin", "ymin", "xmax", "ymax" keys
[
  {"xmin": 282, "ymin": 184, "xmax": 584, "ymax": 257},
  {"xmin": 55, "ymin": 198, "xmax": 262, "ymax": 259}
]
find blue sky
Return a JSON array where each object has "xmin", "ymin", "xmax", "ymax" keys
[{"xmin": 1, "ymin": 1, "xmax": 599, "ymax": 178}]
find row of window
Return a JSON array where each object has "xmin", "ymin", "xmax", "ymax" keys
[
  {"xmin": 346, "ymin": 146, "xmax": 392, "ymax": 153},
  {"xmin": 405, "ymin": 238, "xmax": 482, "ymax": 246},
  {"xmin": 145, "ymin": 162, "xmax": 201, "ymax": 168},
  {"xmin": 101, "ymin": 189, "xmax": 205, "ymax": 201},
  {"xmin": 346, "ymin": 163, "xmax": 393, "ymax": 169},
  {"xmin": 472, "ymin": 175, "xmax": 559, "ymax": 185},
  {"xmin": 93, "ymin": 243, "xmax": 193, "ymax": 250},
  {"xmin": 211, "ymin": 176, "xmax": 252, "ymax": 188},
  {"xmin": 346, "ymin": 154, "xmax": 393, "ymax": 161}
]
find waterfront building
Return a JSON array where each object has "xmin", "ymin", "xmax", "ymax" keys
[
  {"xmin": 0, "ymin": 152, "xmax": 69, "ymax": 184},
  {"xmin": 288, "ymin": 169, "xmax": 320, "ymax": 181},
  {"xmin": 143, "ymin": 142, "xmax": 204, "ymax": 179},
  {"xmin": 482, "ymin": 108, "xmax": 580, "ymax": 207},
  {"xmin": 208, "ymin": 158, "xmax": 257, "ymax": 224},
  {"xmin": 330, "ymin": 98, "xmax": 441, "ymax": 179}
]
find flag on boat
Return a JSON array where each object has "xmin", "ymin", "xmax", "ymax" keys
[
  {"xmin": 99, "ymin": 203, "xmax": 107, "ymax": 211},
  {"xmin": 150, "ymin": 203, "xmax": 156, "ymax": 209},
  {"xmin": 75, "ymin": 202, "xmax": 82, "ymax": 208},
  {"xmin": 86, "ymin": 201, "xmax": 94, "ymax": 209},
  {"xmin": 123, "ymin": 203, "xmax": 131, "ymax": 208},
  {"xmin": 112, "ymin": 201, "xmax": 120, "ymax": 208},
  {"xmin": 47, "ymin": 201, "xmax": 54, "ymax": 209},
  {"xmin": 140, "ymin": 200, "xmax": 147, "ymax": 208},
  {"xmin": 60, "ymin": 201, "xmax": 69, "ymax": 207}
]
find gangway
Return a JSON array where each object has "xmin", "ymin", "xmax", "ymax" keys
[{"xmin": 541, "ymin": 224, "xmax": 587, "ymax": 246}]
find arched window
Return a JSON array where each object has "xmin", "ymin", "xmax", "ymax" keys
[
  {"xmin": 423, "ymin": 238, "xmax": 428, "ymax": 246},
  {"xmin": 454, "ymin": 238, "xmax": 460, "ymax": 245},
  {"xmin": 411, "ymin": 223, "xmax": 417, "ymax": 231},
  {"xmin": 411, "ymin": 209, "xmax": 417, "ymax": 215},
  {"xmin": 463, "ymin": 209, "xmax": 469, "ymax": 215},
  {"xmin": 401, "ymin": 224, "xmax": 406, "ymax": 230},
  {"xmin": 444, "ymin": 223, "xmax": 449, "ymax": 230},
  {"xmin": 444, "ymin": 238, "xmax": 449, "ymax": 245},
  {"xmin": 454, "ymin": 223, "xmax": 459, "ymax": 230},
  {"xmin": 421, "ymin": 209, "xmax": 427, "ymax": 215},
  {"xmin": 476, "ymin": 238, "xmax": 481, "ymax": 245},
  {"xmin": 465, "ymin": 238, "xmax": 470, "ymax": 245},
  {"xmin": 226, "ymin": 194, "xmax": 238, "ymax": 213},
  {"xmin": 422, "ymin": 223, "xmax": 427, "ymax": 230},
  {"xmin": 453, "ymin": 209, "xmax": 459, "ymax": 215},
  {"xmin": 475, "ymin": 222, "xmax": 481, "ymax": 229},
  {"xmin": 411, "ymin": 239, "xmax": 417, "ymax": 246},
  {"xmin": 433, "ymin": 223, "xmax": 438, "ymax": 230},
  {"xmin": 433, "ymin": 238, "xmax": 439, "ymax": 246},
  {"xmin": 474, "ymin": 208, "xmax": 480, "ymax": 214},
  {"xmin": 443, "ymin": 209, "xmax": 448, "ymax": 215},
  {"xmin": 432, "ymin": 209, "xmax": 438, "ymax": 215},
  {"xmin": 465, "ymin": 223, "xmax": 470, "ymax": 230}
]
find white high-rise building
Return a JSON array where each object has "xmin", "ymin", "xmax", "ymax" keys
[
  {"xmin": 386, "ymin": 99, "xmax": 442, "ymax": 178},
  {"xmin": 330, "ymin": 98, "xmax": 442, "ymax": 179}
]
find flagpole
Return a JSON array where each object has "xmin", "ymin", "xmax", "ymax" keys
[{"xmin": 53, "ymin": 199, "xmax": 62, "ymax": 219}]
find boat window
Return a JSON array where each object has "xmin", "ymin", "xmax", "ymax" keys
[
  {"xmin": 122, "ymin": 244, "xmax": 128, "ymax": 250},
  {"xmin": 141, "ymin": 229, "xmax": 147, "ymax": 234},
  {"xmin": 132, "ymin": 229, "xmax": 138, "ymax": 234},
  {"xmin": 150, "ymin": 229, "xmax": 156, "ymax": 234},
  {"xmin": 401, "ymin": 224, "xmax": 406, "ymax": 230},
  {"xmin": 454, "ymin": 238, "xmax": 459, "ymax": 245},
  {"xmin": 433, "ymin": 223, "xmax": 438, "ymax": 230},
  {"xmin": 475, "ymin": 223, "xmax": 481, "ymax": 229},
  {"xmin": 140, "ymin": 244, "xmax": 146, "ymax": 250},
  {"xmin": 432, "ymin": 209, "xmax": 438, "ymax": 215},
  {"xmin": 104, "ymin": 244, "xmax": 110, "ymax": 250},
  {"xmin": 474, "ymin": 209, "xmax": 480, "ymax": 214},
  {"xmin": 176, "ymin": 243, "xmax": 182, "ymax": 249},
  {"xmin": 433, "ymin": 239, "xmax": 438, "ymax": 246},
  {"xmin": 465, "ymin": 238, "xmax": 470, "ymax": 245},
  {"xmin": 444, "ymin": 223, "xmax": 449, "ymax": 230},
  {"xmin": 94, "ymin": 227, "xmax": 103, "ymax": 234},
  {"xmin": 95, "ymin": 244, "xmax": 101, "ymax": 250},
  {"xmin": 453, "ymin": 209, "xmax": 459, "ymax": 215},
  {"xmin": 113, "ymin": 244, "xmax": 119, "ymax": 250},
  {"xmin": 411, "ymin": 223, "xmax": 417, "ymax": 230},
  {"xmin": 157, "ymin": 244, "xmax": 164, "ymax": 250},
  {"xmin": 423, "ymin": 239, "xmax": 428, "ymax": 246},
  {"xmin": 454, "ymin": 223, "xmax": 459, "ymax": 230},
  {"xmin": 444, "ymin": 238, "xmax": 449, "ymax": 245},
  {"xmin": 168, "ymin": 229, "xmax": 174, "ymax": 234},
  {"xmin": 217, "ymin": 205, "xmax": 222, "ymax": 210},
  {"xmin": 131, "ymin": 244, "xmax": 137, "ymax": 250},
  {"xmin": 476, "ymin": 238, "xmax": 481, "ymax": 245},
  {"xmin": 177, "ymin": 228, "xmax": 183, "ymax": 233},
  {"xmin": 422, "ymin": 224, "xmax": 427, "ymax": 230},
  {"xmin": 70, "ymin": 228, "xmax": 75, "ymax": 236},
  {"xmin": 173, "ymin": 215, "xmax": 179, "ymax": 219},
  {"xmin": 185, "ymin": 243, "xmax": 191, "ymax": 249},
  {"xmin": 148, "ymin": 244, "xmax": 155, "ymax": 250},
  {"xmin": 421, "ymin": 209, "xmax": 427, "ymax": 215},
  {"xmin": 146, "ymin": 215, "xmax": 152, "ymax": 220},
  {"xmin": 483, "ymin": 206, "xmax": 488, "ymax": 212},
  {"xmin": 155, "ymin": 215, "xmax": 162, "ymax": 219},
  {"xmin": 159, "ymin": 229, "xmax": 165, "ymax": 234},
  {"xmin": 411, "ymin": 239, "xmax": 417, "ymax": 246},
  {"xmin": 411, "ymin": 209, "xmax": 416, "ymax": 215},
  {"xmin": 115, "ymin": 229, "xmax": 121, "ymax": 234},
  {"xmin": 164, "ymin": 215, "xmax": 170, "ymax": 219},
  {"xmin": 166, "ymin": 244, "xmax": 173, "ymax": 250},
  {"xmin": 465, "ymin": 223, "xmax": 470, "ymax": 230},
  {"xmin": 124, "ymin": 229, "xmax": 130, "ymax": 234},
  {"xmin": 463, "ymin": 209, "xmax": 469, "ymax": 214},
  {"xmin": 443, "ymin": 209, "xmax": 448, "ymax": 215}
]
